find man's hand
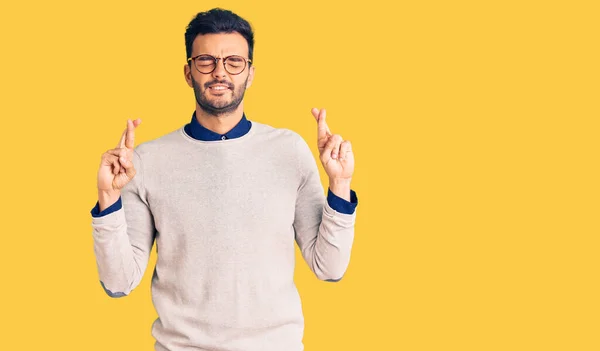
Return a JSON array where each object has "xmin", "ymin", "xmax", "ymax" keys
[
  {"xmin": 311, "ymin": 108, "xmax": 354, "ymax": 200},
  {"xmin": 97, "ymin": 118, "xmax": 142, "ymax": 210}
]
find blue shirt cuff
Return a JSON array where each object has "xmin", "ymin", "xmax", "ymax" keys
[
  {"xmin": 327, "ymin": 189, "xmax": 358, "ymax": 215},
  {"xmin": 91, "ymin": 196, "xmax": 123, "ymax": 218}
]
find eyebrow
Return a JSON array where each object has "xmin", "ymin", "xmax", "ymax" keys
[{"xmin": 195, "ymin": 53, "xmax": 244, "ymax": 57}]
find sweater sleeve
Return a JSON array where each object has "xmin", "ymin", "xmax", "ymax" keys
[
  {"xmin": 91, "ymin": 149, "xmax": 156, "ymax": 297},
  {"xmin": 292, "ymin": 135, "xmax": 357, "ymax": 282}
]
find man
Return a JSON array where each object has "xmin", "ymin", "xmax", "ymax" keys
[{"xmin": 91, "ymin": 8, "xmax": 358, "ymax": 351}]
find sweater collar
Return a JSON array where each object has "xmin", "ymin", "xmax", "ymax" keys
[{"xmin": 184, "ymin": 111, "xmax": 252, "ymax": 141}]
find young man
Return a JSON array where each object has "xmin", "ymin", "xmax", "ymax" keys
[{"xmin": 91, "ymin": 8, "xmax": 358, "ymax": 351}]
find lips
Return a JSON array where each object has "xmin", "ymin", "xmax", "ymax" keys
[
  {"xmin": 206, "ymin": 82, "xmax": 234, "ymax": 91},
  {"xmin": 208, "ymin": 85, "xmax": 230, "ymax": 91}
]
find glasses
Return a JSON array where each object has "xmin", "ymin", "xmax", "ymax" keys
[{"xmin": 187, "ymin": 54, "xmax": 252, "ymax": 75}]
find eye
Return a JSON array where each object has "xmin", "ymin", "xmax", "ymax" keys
[
  {"xmin": 226, "ymin": 56, "xmax": 245, "ymax": 67},
  {"xmin": 196, "ymin": 56, "xmax": 215, "ymax": 66}
]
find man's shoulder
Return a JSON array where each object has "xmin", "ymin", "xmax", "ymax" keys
[
  {"xmin": 251, "ymin": 121, "xmax": 307, "ymax": 146},
  {"xmin": 133, "ymin": 127, "xmax": 184, "ymax": 157}
]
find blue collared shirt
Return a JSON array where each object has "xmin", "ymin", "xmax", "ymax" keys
[{"xmin": 91, "ymin": 112, "xmax": 358, "ymax": 217}]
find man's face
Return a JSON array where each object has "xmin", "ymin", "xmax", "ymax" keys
[{"xmin": 184, "ymin": 32, "xmax": 255, "ymax": 116}]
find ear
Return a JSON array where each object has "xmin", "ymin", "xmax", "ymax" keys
[
  {"xmin": 184, "ymin": 63, "xmax": 193, "ymax": 88},
  {"xmin": 245, "ymin": 65, "xmax": 255, "ymax": 89}
]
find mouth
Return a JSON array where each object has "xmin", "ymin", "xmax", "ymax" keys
[
  {"xmin": 209, "ymin": 85, "xmax": 230, "ymax": 90},
  {"xmin": 207, "ymin": 84, "xmax": 233, "ymax": 93}
]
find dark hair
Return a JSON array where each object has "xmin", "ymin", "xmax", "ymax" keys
[{"xmin": 184, "ymin": 8, "xmax": 254, "ymax": 65}]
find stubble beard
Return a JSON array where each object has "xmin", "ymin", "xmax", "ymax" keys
[{"xmin": 192, "ymin": 75, "xmax": 248, "ymax": 117}]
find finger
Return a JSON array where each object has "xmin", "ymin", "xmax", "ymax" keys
[
  {"xmin": 313, "ymin": 108, "xmax": 331, "ymax": 139},
  {"xmin": 119, "ymin": 155, "xmax": 137, "ymax": 180},
  {"xmin": 314, "ymin": 108, "xmax": 330, "ymax": 151},
  {"xmin": 117, "ymin": 118, "xmax": 141, "ymax": 149},
  {"xmin": 117, "ymin": 128, "xmax": 127, "ymax": 148},
  {"xmin": 339, "ymin": 140, "xmax": 353, "ymax": 161},
  {"xmin": 321, "ymin": 109, "xmax": 332, "ymax": 136},
  {"xmin": 322, "ymin": 134, "xmax": 342, "ymax": 164},
  {"xmin": 311, "ymin": 107, "xmax": 320, "ymax": 121},
  {"xmin": 125, "ymin": 119, "xmax": 135, "ymax": 149},
  {"xmin": 108, "ymin": 148, "xmax": 132, "ymax": 174},
  {"xmin": 102, "ymin": 153, "xmax": 121, "ymax": 174},
  {"xmin": 330, "ymin": 134, "xmax": 343, "ymax": 160},
  {"xmin": 106, "ymin": 147, "xmax": 129, "ymax": 159},
  {"xmin": 318, "ymin": 108, "xmax": 332, "ymax": 139},
  {"xmin": 318, "ymin": 133, "xmax": 330, "ymax": 152}
]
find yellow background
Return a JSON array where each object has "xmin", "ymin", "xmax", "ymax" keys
[{"xmin": 1, "ymin": 0, "xmax": 598, "ymax": 350}]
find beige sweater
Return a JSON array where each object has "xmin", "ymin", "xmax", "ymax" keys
[{"xmin": 91, "ymin": 121, "xmax": 357, "ymax": 351}]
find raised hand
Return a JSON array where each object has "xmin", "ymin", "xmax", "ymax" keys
[
  {"xmin": 311, "ymin": 108, "xmax": 354, "ymax": 182},
  {"xmin": 97, "ymin": 119, "xmax": 142, "ymax": 195}
]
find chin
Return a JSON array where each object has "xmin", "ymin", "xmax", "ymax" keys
[{"xmin": 210, "ymin": 101, "xmax": 234, "ymax": 109}]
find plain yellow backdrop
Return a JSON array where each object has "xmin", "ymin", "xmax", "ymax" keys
[{"xmin": 1, "ymin": 0, "xmax": 598, "ymax": 350}]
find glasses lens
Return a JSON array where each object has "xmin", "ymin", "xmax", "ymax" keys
[
  {"xmin": 224, "ymin": 56, "xmax": 246, "ymax": 74},
  {"xmin": 195, "ymin": 55, "xmax": 216, "ymax": 73}
]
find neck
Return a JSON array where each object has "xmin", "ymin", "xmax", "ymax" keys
[{"xmin": 194, "ymin": 103, "xmax": 245, "ymax": 135}]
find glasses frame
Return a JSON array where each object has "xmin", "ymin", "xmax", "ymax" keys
[{"xmin": 187, "ymin": 54, "xmax": 252, "ymax": 75}]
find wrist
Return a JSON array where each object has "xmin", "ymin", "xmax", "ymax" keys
[
  {"xmin": 98, "ymin": 189, "xmax": 120, "ymax": 212},
  {"xmin": 328, "ymin": 177, "xmax": 352, "ymax": 201}
]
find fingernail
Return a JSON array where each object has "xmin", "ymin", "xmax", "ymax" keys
[
  {"xmin": 120, "ymin": 157, "xmax": 126, "ymax": 163},
  {"xmin": 332, "ymin": 153, "xmax": 337, "ymax": 159}
]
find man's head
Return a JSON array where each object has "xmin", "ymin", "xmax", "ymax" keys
[{"xmin": 184, "ymin": 8, "xmax": 255, "ymax": 117}]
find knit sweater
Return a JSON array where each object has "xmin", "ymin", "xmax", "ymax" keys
[{"xmin": 91, "ymin": 121, "xmax": 357, "ymax": 351}]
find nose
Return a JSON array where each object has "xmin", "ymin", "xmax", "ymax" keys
[{"xmin": 211, "ymin": 58, "xmax": 227, "ymax": 79}]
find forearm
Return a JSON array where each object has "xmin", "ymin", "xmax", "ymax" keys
[
  {"xmin": 296, "ymin": 182, "xmax": 356, "ymax": 281},
  {"xmin": 305, "ymin": 206, "xmax": 356, "ymax": 281},
  {"xmin": 92, "ymin": 183, "xmax": 155, "ymax": 297},
  {"xmin": 92, "ymin": 210, "xmax": 144, "ymax": 296}
]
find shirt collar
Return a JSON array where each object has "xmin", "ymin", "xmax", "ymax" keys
[{"xmin": 184, "ymin": 111, "xmax": 252, "ymax": 141}]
